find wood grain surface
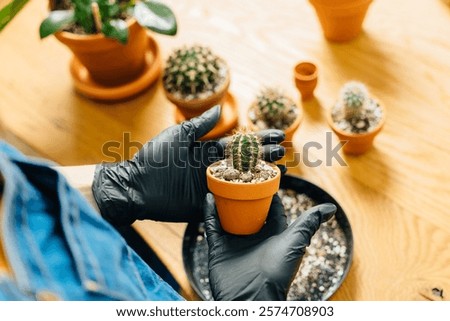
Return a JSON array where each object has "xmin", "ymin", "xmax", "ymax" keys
[{"xmin": 1, "ymin": 0, "xmax": 449, "ymax": 300}]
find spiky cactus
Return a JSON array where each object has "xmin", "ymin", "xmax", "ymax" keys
[
  {"xmin": 163, "ymin": 45, "xmax": 228, "ymax": 99},
  {"xmin": 226, "ymin": 130, "xmax": 262, "ymax": 174},
  {"xmin": 340, "ymin": 81, "xmax": 369, "ymax": 119},
  {"xmin": 251, "ymin": 87, "xmax": 298, "ymax": 130}
]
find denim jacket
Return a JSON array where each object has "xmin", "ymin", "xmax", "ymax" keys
[{"xmin": 0, "ymin": 141, "xmax": 182, "ymax": 301}]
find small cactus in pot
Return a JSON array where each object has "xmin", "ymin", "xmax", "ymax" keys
[
  {"xmin": 229, "ymin": 131, "xmax": 261, "ymax": 173},
  {"xmin": 206, "ymin": 129, "xmax": 281, "ymax": 235},
  {"xmin": 248, "ymin": 88, "xmax": 302, "ymax": 147},
  {"xmin": 340, "ymin": 81, "xmax": 369, "ymax": 120},
  {"xmin": 163, "ymin": 45, "xmax": 228, "ymax": 100},
  {"xmin": 163, "ymin": 44, "xmax": 230, "ymax": 119},
  {"xmin": 328, "ymin": 81, "xmax": 386, "ymax": 155}
]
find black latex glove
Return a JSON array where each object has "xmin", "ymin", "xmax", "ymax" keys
[
  {"xmin": 92, "ymin": 106, "xmax": 286, "ymax": 226},
  {"xmin": 204, "ymin": 193, "xmax": 337, "ymax": 301}
]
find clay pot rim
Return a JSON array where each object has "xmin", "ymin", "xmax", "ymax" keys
[
  {"xmin": 207, "ymin": 161, "xmax": 281, "ymax": 188},
  {"xmin": 55, "ymin": 18, "xmax": 138, "ymax": 42},
  {"xmin": 164, "ymin": 70, "xmax": 231, "ymax": 109},
  {"xmin": 247, "ymin": 104, "xmax": 303, "ymax": 136},
  {"xmin": 309, "ymin": 0, "xmax": 373, "ymax": 10},
  {"xmin": 294, "ymin": 61, "xmax": 318, "ymax": 82},
  {"xmin": 327, "ymin": 97, "xmax": 386, "ymax": 139}
]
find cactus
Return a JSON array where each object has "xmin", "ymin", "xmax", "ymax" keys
[
  {"xmin": 340, "ymin": 81, "xmax": 369, "ymax": 119},
  {"xmin": 163, "ymin": 45, "xmax": 227, "ymax": 99},
  {"xmin": 226, "ymin": 130, "xmax": 262, "ymax": 173},
  {"xmin": 252, "ymin": 87, "xmax": 297, "ymax": 129}
]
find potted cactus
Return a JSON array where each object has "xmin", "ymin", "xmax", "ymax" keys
[
  {"xmin": 163, "ymin": 45, "xmax": 231, "ymax": 117},
  {"xmin": 206, "ymin": 129, "xmax": 281, "ymax": 235},
  {"xmin": 327, "ymin": 81, "xmax": 386, "ymax": 155},
  {"xmin": 247, "ymin": 88, "xmax": 302, "ymax": 147},
  {"xmin": 39, "ymin": 0, "xmax": 177, "ymax": 99},
  {"xmin": 309, "ymin": 0, "xmax": 373, "ymax": 42}
]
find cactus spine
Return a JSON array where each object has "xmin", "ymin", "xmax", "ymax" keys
[
  {"xmin": 226, "ymin": 131, "xmax": 262, "ymax": 173},
  {"xmin": 163, "ymin": 45, "xmax": 227, "ymax": 99},
  {"xmin": 340, "ymin": 81, "xmax": 369, "ymax": 119}
]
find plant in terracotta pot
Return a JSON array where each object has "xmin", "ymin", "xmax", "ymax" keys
[
  {"xmin": 327, "ymin": 81, "xmax": 386, "ymax": 155},
  {"xmin": 309, "ymin": 0, "xmax": 373, "ymax": 42},
  {"xmin": 206, "ymin": 129, "xmax": 281, "ymax": 235},
  {"xmin": 163, "ymin": 44, "xmax": 237, "ymax": 139},
  {"xmin": 163, "ymin": 45, "xmax": 231, "ymax": 118},
  {"xmin": 39, "ymin": 0, "xmax": 177, "ymax": 99},
  {"xmin": 248, "ymin": 87, "xmax": 302, "ymax": 147}
]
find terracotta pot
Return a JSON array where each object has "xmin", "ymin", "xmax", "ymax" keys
[
  {"xmin": 294, "ymin": 62, "xmax": 318, "ymax": 101},
  {"xmin": 247, "ymin": 107, "xmax": 302, "ymax": 148},
  {"xmin": 206, "ymin": 162, "xmax": 281, "ymax": 235},
  {"xmin": 55, "ymin": 19, "xmax": 148, "ymax": 86},
  {"xmin": 309, "ymin": 0, "xmax": 373, "ymax": 42},
  {"xmin": 175, "ymin": 92, "xmax": 239, "ymax": 141},
  {"xmin": 327, "ymin": 101, "xmax": 386, "ymax": 155},
  {"xmin": 165, "ymin": 73, "xmax": 231, "ymax": 120}
]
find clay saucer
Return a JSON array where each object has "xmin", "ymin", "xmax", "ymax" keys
[
  {"xmin": 174, "ymin": 92, "xmax": 239, "ymax": 141},
  {"xmin": 69, "ymin": 35, "xmax": 161, "ymax": 101}
]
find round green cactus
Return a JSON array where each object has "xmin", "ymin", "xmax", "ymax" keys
[
  {"xmin": 226, "ymin": 130, "xmax": 262, "ymax": 173},
  {"xmin": 340, "ymin": 81, "xmax": 369, "ymax": 119},
  {"xmin": 254, "ymin": 88, "xmax": 297, "ymax": 128},
  {"xmin": 163, "ymin": 45, "xmax": 227, "ymax": 99}
]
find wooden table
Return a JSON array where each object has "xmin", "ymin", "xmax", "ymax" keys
[{"xmin": 1, "ymin": 0, "xmax": 449, "ymax": 301}]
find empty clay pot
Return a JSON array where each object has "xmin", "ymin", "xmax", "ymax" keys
[
  {"xmin": 206, "ymin": 163, "xmax": 281, "ymax": 235},
  {"xmin": 294, "ymin": 62, "xmax": 318, "ymax": 101},
  {"xmin": 55, "ymin": 19, "xmax": 148, "ymax": 86},
  {"xmin": 327, "ymin": 102, "xmax": 386, "ymax": 155},
  {"xmin": 309, "ymin": 0, "xmax": 373, "ymax": 42}
]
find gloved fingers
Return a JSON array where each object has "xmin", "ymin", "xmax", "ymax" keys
[
  {"xmin": 256, "ymin": 129, "xmax": 286, "ymax": 145},
  {"xmin": 260, "ymin": 194, "xmax": 287, "ymax": 237},
  {"xmin": 283, "ymin": 203, "xmax": 336, "ymax": 255},
  {"xmin": 277, "ymin": 164, "xmax": 287, "ymax": 175},
  {"xmin": 203, "ymin": 193, "xmax": 223, "ymax": 248},
  {"xmin": 262, "ymin": 144, "xmax": 285, "ymax": 162},
  {"xmin": 182, "ymin": 105, "xmax": 221, "ymax": 142}
]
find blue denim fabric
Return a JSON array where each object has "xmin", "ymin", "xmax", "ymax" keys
[{"xmin": 0, "ymin": 141, "xmax": 183, "ymax": 301}]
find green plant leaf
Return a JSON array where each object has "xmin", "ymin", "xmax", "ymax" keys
[
  {"xmin": 39, "ymin": 10, "xmax": 75, "ymax": 39},
  {"xmin": 133, "ymin": 0, "xmax": 177, "ymax": 36},
  {"xmin": 102, "ymin": 19, "xmax": 129, "ymax": 44},
  {"xmin": 74, "ymin": 0, "xmax": 95, "ymax": 34},
  {"xmin": 97, "ymin": 0, "xmax": 121, "ymax": 21},
  {"xmin": 0, "ymin": 0, "xmax": 29, "ymax": 32}
]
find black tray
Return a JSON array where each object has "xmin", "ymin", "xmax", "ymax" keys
[{"xmin": 182, "ymin": 175, "xmax": 353, "ymax": 301}]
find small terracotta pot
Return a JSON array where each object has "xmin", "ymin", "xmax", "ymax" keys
[
  {"xmin": 174, "ymin": 92, "xmax": 239, "ymax": 141},
  {"xmin": 247, "ymin": 107, "xmax": 302, "ymax": 148},
  {"xmin": 164, "ymin": 74, "xmax": 231, "ymax": 120},
  {"xmin": 294, "ymin": 62, "xmax": 318, "ymax": 101},
  {"xmin": 327, "ymin": 102, "xmax": 386, "ymax": 155},
  {"xmin": 309, "ymin": 0, "xmax": 373, "ymax": 42},
  {"xmin": 55, "ymin": 19, "xmax": 148, "ymax": 86},
  {"xmin": 206, "ymin": 162, "xmax": 281, "ymax": 235}
]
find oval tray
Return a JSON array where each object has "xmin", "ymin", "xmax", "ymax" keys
[{"xmin": 182, "ymin": 174, "xmax": 353, "ymax": 301}]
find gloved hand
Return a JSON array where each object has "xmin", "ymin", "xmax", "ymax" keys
[
  {"xmin": 92, "ymin": 106, "xmax": 286, "ymax": 226},
  {"xmin": 204, "ymin": 193, "xmax": 337, "ymax": 301}
]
